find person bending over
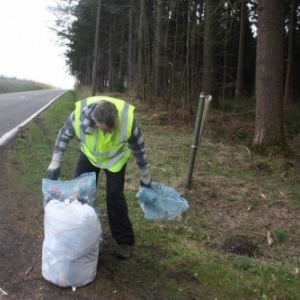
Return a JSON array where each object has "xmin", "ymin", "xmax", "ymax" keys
[{"xmin": 47, "ymin": 96, "xmax": 151, "ymax": 259}]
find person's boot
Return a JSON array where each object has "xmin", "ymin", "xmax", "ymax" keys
[{"xmin": 115, "ymin": 245, "xmax": 132, "ymax": 259}]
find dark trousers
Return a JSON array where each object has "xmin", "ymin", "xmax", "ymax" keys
[{"xmin": 75, "ymin": 151, "xmax": 135, "ymax": 246}]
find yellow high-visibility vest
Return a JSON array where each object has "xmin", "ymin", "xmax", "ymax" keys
[{"xmin": 74, "ymin": 96, "xmax": 135, "ymax": 172}]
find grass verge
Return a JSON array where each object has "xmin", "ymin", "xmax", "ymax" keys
[{"xmin": 0, "ymin": 76, "xmax": 53, "ymax": 94}]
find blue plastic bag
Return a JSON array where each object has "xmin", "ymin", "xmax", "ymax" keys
[
  {"xmin": 42, "ymin": 171, "xmax": 103, "ymax": 247},
  {"xmin": 136, "ymin": 182, "xmax": 189, "ymax": 221},
  {"xmin": 42, "ymin": 172, "xmax": 97, "ymax": 208}
]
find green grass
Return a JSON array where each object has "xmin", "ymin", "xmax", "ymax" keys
[{"xmin": 4, "ymin": 90, "xmax": 300, "ymax": 299}]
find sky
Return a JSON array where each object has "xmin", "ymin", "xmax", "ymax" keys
[{"xmin": 0, "ymin": 0, "xmax": 75, "ymax": 89}]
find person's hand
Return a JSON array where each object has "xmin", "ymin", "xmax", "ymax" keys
[
  {"xmin": 47, "ymin": 160, "xmax": 61, "ymax": 180},
  {"xmin": 140, "ymin": 175, "xmax": 152, "ymax": 188}
]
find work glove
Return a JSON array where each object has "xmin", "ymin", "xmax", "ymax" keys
[
  {"xmin": 140, "ymin": 174, "xmax": 152, "ymax": 188},
  {"xmin": 47, "ymin": 160, "xmax": 61, "ymax": 180}
]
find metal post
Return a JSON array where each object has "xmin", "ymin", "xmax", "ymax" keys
[
  {"xmin": 92, "ymin": 0, "xmax": 101, "ymax": 96},
  {"xmin": 185, "ymin": 93, "xmax": 211, "ymax": 189}
]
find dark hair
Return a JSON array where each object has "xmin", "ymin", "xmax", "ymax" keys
[{"xmin": 93, "ymin": 101, "xmax": 118, "ymax": 128}]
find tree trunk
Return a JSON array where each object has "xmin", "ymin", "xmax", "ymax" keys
[
  {"xmin": 222, "ymin": 36, "xmax": 229, "ymax": 100},
  {"xmin": 203, "ymin": 0, "xmax": 221, "ymax": 107},
  {"xmin": 108, "ymin": 14, "xmax": 114, "ymax": 92},
  {"xmin": 92, "ymin": 0, "xmax": 101, "ymax": 95},
  {"xmin": 253, "ymin": 0, "xmax": 285, "ymax": 146},
  {"xmin": 235, "ymin": 0, "xmax": 246, "ymax": 99},
  {"xmin": 137, "ymin": 0, "xmax": 146, "ymax": 100},
  {"xmin": 154, "ymin": 0, "xmax": 167, "ymax": 98},
  {"xmin": 128, "ymin": 0, "xmax": 134, "ymax": 91},
  {"xmin": 284, "ymin": 0, "xmax": 298, "ymax": 105},
  {"xmin": 170, "ymin": 0, "xmax": 180, "ymax": 105}
]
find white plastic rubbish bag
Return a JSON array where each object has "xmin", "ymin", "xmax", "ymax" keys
[
  {"xmin": 136, "ymin": 182, "xmax": 189, "ymax": 221},
  {"xmin": 42, "ymin": 199, "xmax": 102, "ymax": 288}
]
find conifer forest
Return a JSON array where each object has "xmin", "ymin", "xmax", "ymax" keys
[{"xmin": 49, "ymin": 0, "xmax": 299, "ymax": 148}]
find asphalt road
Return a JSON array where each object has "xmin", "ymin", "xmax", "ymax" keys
[{"xmin": 0, "ymin": 89, "xmax": 68, "ymax": 145}]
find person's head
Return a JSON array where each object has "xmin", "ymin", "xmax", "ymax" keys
[{"xmin": 91, "ymin": 101, "xmax": 118, "ymax": 133}]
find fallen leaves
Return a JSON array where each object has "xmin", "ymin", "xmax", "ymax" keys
[
  {"xmin": 0, "ymin": 287, "xmax": 8, "ymax": 296},
  {"xmin": 261, "ymin": 193, "xmax": 267, "ymax": 199},
  {"xmin": 267, "ymin": 231, "xmax": 274, "ymax": 246}
]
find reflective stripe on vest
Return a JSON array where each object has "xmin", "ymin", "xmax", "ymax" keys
[{"xmin": 74, "ymin": 97, "xmax": 134, "ymax": 171}]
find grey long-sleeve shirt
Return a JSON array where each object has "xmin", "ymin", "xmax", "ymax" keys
[{"xmin": 51, "ymin": 103, "xmax": 150, "ymax": 177}]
